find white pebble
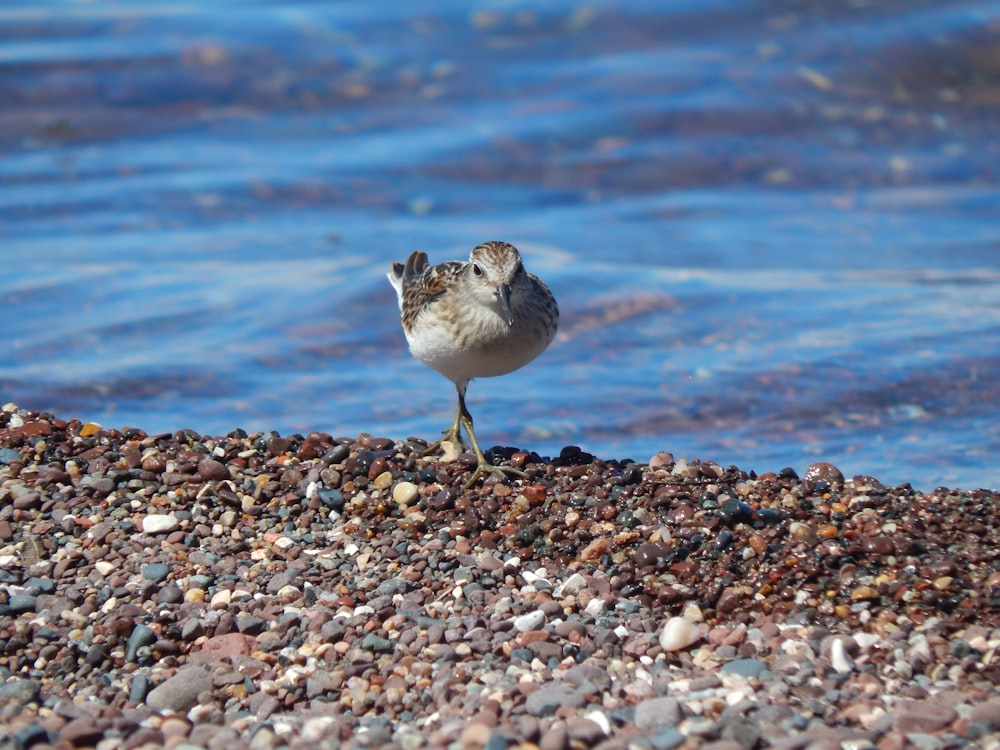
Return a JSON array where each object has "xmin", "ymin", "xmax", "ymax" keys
[
  {"xmin": 94, "ymin": 561, "xmax": 115, "ymax": 577},
  {"xmin": 585, "ymin": 598, "xmax": 606, "ymax": 617},
  {"xmin": 555, "ymin": 572, "xmax": 587, "ymax": 597},
  {"xmin": 584, "ymin": 710, "xmax": 611, "ymax": 735},
  {"xmin": 682, "ymin": 602, "xmax": 704, "ymax": 623},
  {"xmin": 141, "ymin": 514, "xmax": 179, "ymax": 534},
  {"xmin": 211, "ymin": 590, "xmax": 232, "ymax": 609},
  {"xmin": 439, "ymin": 440, "xmax": 460, "ymax": 463},
  {"xmin": 830, "ymin": 637, "xmax": 854, "ymax": 674},
  {"xmin": 512, "ymin": 609, "xmax": 546, "ymax": 632},
  {"xmin": 659, "ymin": 617, "xmax": 703, "ymax": 652},
  {"xmin": 522, "ymin": 568, "xmax": 549, "ymax": 585},
  {"xmin": 392, "ymin": 481, "xmax": 419, "ymax": 507}
]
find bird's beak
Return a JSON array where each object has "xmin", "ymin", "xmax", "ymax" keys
[{"xmin": 497, "ymin": 284, "xmax": 514, "ymax": 326}]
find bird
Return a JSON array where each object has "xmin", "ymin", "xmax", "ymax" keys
[{"xmin": 388, "ymin": 241, "xmax": 559, "ymax": 487}]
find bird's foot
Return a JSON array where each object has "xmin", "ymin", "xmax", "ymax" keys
[
  {"xmin": 463, "ymin": 459, "xmax": 528, "ymax": 490},
  {"xmin": 421, "ymin": 430, "xmax": 469, "ymax": 462}
]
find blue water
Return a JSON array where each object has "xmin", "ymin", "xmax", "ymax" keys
[{"xmin": 2, "ymin": 1, "xmax": 999, "ymax": 491}]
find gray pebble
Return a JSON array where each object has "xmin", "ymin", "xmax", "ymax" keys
[
  {"xmin": 85, "ymin": 644, "xmax": 110, "ymax": 666},
  {"xmin": 14, "ymin": 725, "xmax": 49, "ymax": 750},
  {"xmin": 146, "ymin": 666, "xmax": 213, "ymax": 713},
  {"xmin": 156, "ymin": 585, "xmax": 184, "ymax": 604},
  {"xmin": 0, "ymin": 448, "xmax": 22, "ymax": 464},
  {"xmin": 142, "ymin": 563, "xmax": 171, "ymax": 583},
  {"xmin": 5, "ymin": 594, "xmax": 37, "ymax": 615},
  {"xmin": 235, "ymin": 615, "xmax": 266, "ymax": 635},
  {"xmin": 0, "ymin": 678, "xmax": 41, "ymax": 704},
  {"xmin": 24, "ymin": 577, "xmax": 55, "ymax": 595},
  {"xmin": 721, "ymin": 658, "xmax": 770, "ymax": 679},
  {"xmin": 525, "ymin": 684, "xmax": 585, "ymax": 717},
  {"xmin": 181, "ymin": 619, "xmax": 204, "ymax": 641},
  {"xmin": 126, "ymin": 624, "xmax": 157, "ymax": 662},
  {"xmin": 513, "ymin": 609, "xmax": 546, "ymax": 632},
  {"xmin": 635, "ymin": 696, "xmax": 683, "ymax": 729},
  {"xmin": 129, "ymin": 674, "xmax": 151, "ymax": 703},
  {"xmin": 649, "ymin": 728, "xmax": 686, "ymax": 750},
  {"xmin": 361, "ymin": 633, "xmax": 395, "ymax": 653},
  {"xmin": 563, "ymin": 664, "xmax": 613, "ymax": 692}
]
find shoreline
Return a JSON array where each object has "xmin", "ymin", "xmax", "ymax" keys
[{"xmin": 1, "ymin": 403, "xmax": 999, "ymax": 749}]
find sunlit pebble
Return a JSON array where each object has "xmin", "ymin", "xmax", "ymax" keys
[
  {"xmin": 804, "ymin": 462, "xmax": 845, "ymax": 484},
  {"xmin": 393, "ymin": 481, "xmax": 419, "ymax": 507},
  {"xmin": 438, "ymin": 440, "xmax": 460, "ymax": 463},
  {"xmin": 211, "ymin": 590, "xmax": 232, "ymax": 609},
  {"xmin": 659, "ymin": 617, "xmax": 704, "ymax": 652},
  {"xmin": 824, "ymin": 639, "xmax": 853, "ymax": 675},
  {"xmin": 94, "ymin": 561, "xmax": 115, "ymax": 577},
  {"xmin": 787, "ymin": 522, "xmax": 819, "ymax": 545},
  {"xmin": 851, "ymin": 586, "xmax": 880, "ymax": 601},
  {"xmin": 648, "ymin": 452, "xmax": 673, "ymax": 470}
]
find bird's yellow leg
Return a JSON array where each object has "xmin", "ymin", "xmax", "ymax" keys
[{"xmin": 457, "ymin": 390, "xmax": 527, "ymax": 489}]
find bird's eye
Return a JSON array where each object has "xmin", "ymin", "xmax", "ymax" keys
[
  {"xmin": 515, "ymin": 262, "xmax": 523, "ymax": 275},
  {"xmin": 472, "ymin": 263, "xmax": 483, "ymax": 276}
]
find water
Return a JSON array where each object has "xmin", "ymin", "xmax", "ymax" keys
[{"xmin": 2, "ymin": 0, "xmax": 998, "ymax": 491}]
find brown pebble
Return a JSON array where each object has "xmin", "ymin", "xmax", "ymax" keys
[
  {"xmin": 804, "ymin": 462, "xmax": 845, "ymax": 484},
  {"xmin": 197, "ymin": 457, "xmax": 230, "ymax": 481},
  {"xmin": 891, "ymin": 699, "xmax": 957, "ymax": 733}
]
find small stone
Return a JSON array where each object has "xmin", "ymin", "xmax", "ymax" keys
[
  {"xmin": 142, "ymin": 514, "xmax": 180, "ymax": 534},
  {"xmin": 851, "ymin": 586, "xmax": 880, "ymax": 601},
  {"xmin": 79, "ymin": 421, "xmax": 103, "ymax": 437},
  {"xmin": 181, "ymin": 619, "xmax": 205, "ymax": 641},
  {"xmin": 0, "ymin": 447, "xmax": 22, "ymax": 464},
  {"xmin": 513, "ymin": 609, "xmax": 546, "ymax": 632},
  {"xmin": 372, "ymin": 471, "xmax": 393, "ymax": 490},
  {"xmin": 130, "ymin": 674, "xmax": 151, "ymax": 703},
  {"xmin": 126, "ymin": 624, "xmax": 157, "ymax": 662},
  {"xmin": 142, "ymin": 563, "xmax": 171, "ymax": 583},
  {"xmin": 970, "ymin": 701, "xmax": 1000, "ymax": 729},
  {"xmin": 146, "ymin": 666, "xmax": 213, "ymax": 712},
  {"xmin": 658, "ymin": 617, "xmax": 702, "ymax": 651},
  {"xmin": 157, "ymin": 585, "xmax": 184, "ymax": 604},
  {"xmin": 635, "ymin": 542, "xmax": 669, "ymax": 566},
  {"xmin": 361, "ymin": 633, "xmax": 395, "ymax": 653},
  {"xmin": 5, "ymin": 594, "xmax": 37, "ymax": 614},
  {"xmin": 720, "ymin": 658, "xmax": 769, "ymax": 679},
  {"xmin": 393, "ymin": 481, "xmax": 419, "ymax": 507},
  {"xmin": 0, "ymin": 678, "xmax": 41, "ymax": 704},
  {"xmin": 59, "ymin": 716, "xmax": 109, "ymax": 745},
  {"xmin": 804, "ymin": 462, "xmax": 844, "ymax": 484},
  {"xmin": 891, "ymin": 699, "xmax": 957, "ymax": 734},
  {"xmin": 197, "ymin": 456, "xmax": 230, "ymax": 480},
  {"xmin": 635, "ymin": 696, "xmax": 683, "ymax": 729},
  {"xmin": 14, "ymin": 726, "xmax": 49, "ymax": 750},
  {"xmin": 525, "ymin": 684, "xmax": 585, "ymax": 717},
  {"xmin": 830, "ymin": 637, "xmax": 854, "ymax": 674},
  {"xmin": 566, "ymin": 717, "xmax": 607, "ymax": 744},
  {"xmin": 788, "ymin": 522, "xmax": 819, "ymax": 546},
  {"xmin": 555, "ymin": 572, "xmax": 587, "ymax": 596}
]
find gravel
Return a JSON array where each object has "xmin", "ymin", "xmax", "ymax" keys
[{"xmin": 1, "ymin": 402, "xmax": 1000, "ymax": 749}]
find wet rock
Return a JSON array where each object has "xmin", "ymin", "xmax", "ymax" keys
[{"xmin": 805, "ymin": 462, "xmax": 844, "ymax": 485}]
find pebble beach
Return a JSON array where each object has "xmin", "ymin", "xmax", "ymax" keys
[{"xmin": 1, "ymin": 402, "xmax": 1000, "ymax": 750}]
